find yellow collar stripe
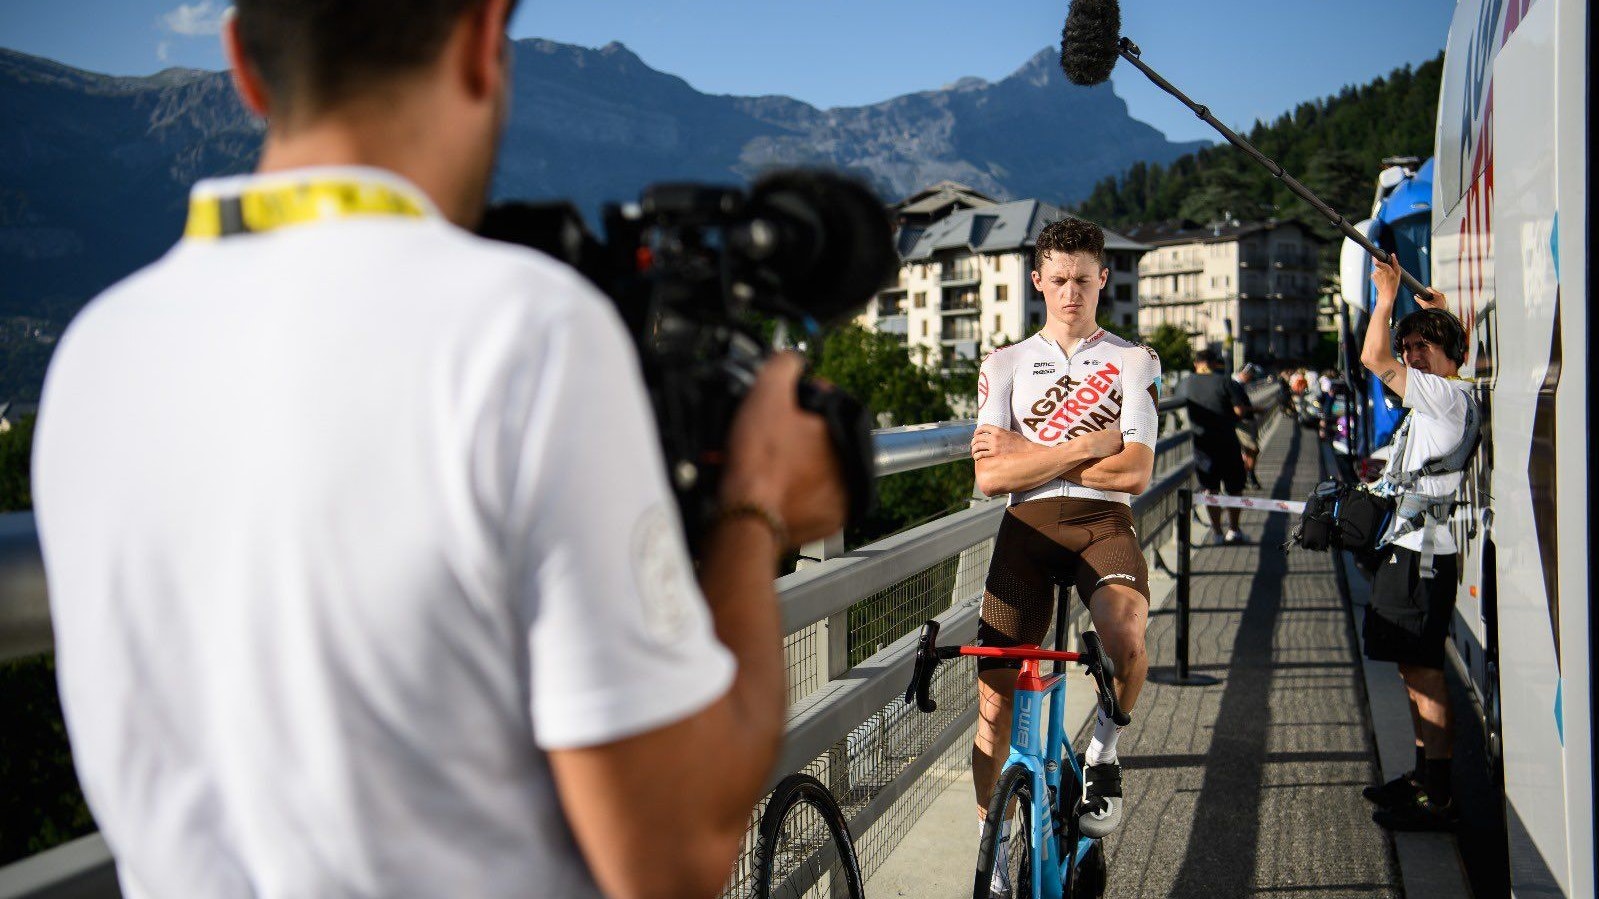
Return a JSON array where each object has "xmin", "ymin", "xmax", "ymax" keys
[{"xmin": 185, "ymin": 179, "xmax": 428, "ymax": 239}]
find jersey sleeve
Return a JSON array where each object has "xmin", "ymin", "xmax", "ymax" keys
[
  {"xmin": 497, "ymin": 276, "xmax": 735, "ymax": 751},
  {"xmin": 976, "ymin": 350, "xmax": 1013, "ymax": 430},
  {"xmin": 1119, "ymin": 345, "xmax": 1161, "ymax": 450}
]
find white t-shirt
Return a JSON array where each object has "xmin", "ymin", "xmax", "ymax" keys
[
  {"xmin": 976, "ymin": 328, "xmax": 1161, "ymax": 505},
  {"xmin": 1387, "ymin": 370, "xmax": 1470, "ymax": 554},
  {"xmin": 32, "ymin": 167, "xmax": 735, "ymax": 899}
]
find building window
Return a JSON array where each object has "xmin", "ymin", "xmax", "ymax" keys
[
  {"xmin": 993, "ymin": 314, "xmax": 1002, "ymax": 332},
  {"xmin": 1113, "ymin": 254, "xmax": 1130, "ymax": 272},
  {"xmin": 1029, "ymin": 312, "xmax": 1043, "ymax": 328},
  {"xmin": 996, "ymin": 284, "xmax": 1008, "ymax": 303},
  {"xmin": 1122, "ymin": 313, "xmax": 1133, "ymax": 326},
  {"xmin": 921, "ymin": 320, "xmax": 928, "ymax": 337},
  {"xmin": 1116, "ymin": 284, "xmax": 1132, "ymax": 302},
  {"xmin": 914, "ymin": 291, "xmax": 927, "ymax": 309}
]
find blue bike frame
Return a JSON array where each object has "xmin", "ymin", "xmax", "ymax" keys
[{"xmin": 1007, "ymin": 657, "xmax": 1093, "ymax": 899}]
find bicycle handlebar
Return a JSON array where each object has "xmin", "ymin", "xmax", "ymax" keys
[{"xmin": 904, "ymin": 620, "xmax": 1131, "ymax": 727}]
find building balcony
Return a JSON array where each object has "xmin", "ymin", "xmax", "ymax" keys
[
  {"xmin": 939, "ymin": 263, "xmax": 981, "ymax": 283},
  {"xmin": 1139, "ymin": 257, "xmax": 1205, "ymax": 275},
  {"xmin": 877, "ymin": 315, "xmax": 908, "ymax": 336}
]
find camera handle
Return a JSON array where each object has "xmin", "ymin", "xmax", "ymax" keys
[{"xmin": 795, "ymin": 379, "xmax": 877, "ymax": 534}]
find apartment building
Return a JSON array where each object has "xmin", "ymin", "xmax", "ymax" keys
[
  {"xmin": 862, "ymin": 193, "xmax": 1147, "ymax": 373},
  {"xmin": 1125, "ymin": 218, "xmax": 1326, "ymax": 369}
]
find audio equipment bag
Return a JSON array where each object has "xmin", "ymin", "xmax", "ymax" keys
[{"xmin": 1286, "ymin": 389, "xmax": 1479, "ymax": 557}]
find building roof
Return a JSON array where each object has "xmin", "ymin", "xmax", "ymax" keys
[
  {"xmin": 1120, "ymin": 217, "xmax": 1329, "ymax": 247},
  {"xmin": 898, "ymin": 199, "xmax": 1147, "ymax": 261},
  {"xmin": 893, "ymin": 181, "xmax": 1000, "ymax": 216}
]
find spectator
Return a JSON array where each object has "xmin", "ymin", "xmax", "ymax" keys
[
  {"xmin": 1175, "ymin": 347, "xmax": 1250, "ymax": 544},
  {"xmin": 1232, "ymin": 363, "xmax": 1268, "ymax": 489}
]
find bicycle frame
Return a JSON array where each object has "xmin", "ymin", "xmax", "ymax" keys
[
  {"xmin": 905, "ymin": 622, "xmax": 1122, "ymax": 899},
  {"xmin": 999, "ymin": 653, "xmax": 1093, "ymax": 899}
]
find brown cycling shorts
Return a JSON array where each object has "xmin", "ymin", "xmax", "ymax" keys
[{"xmin": 977, "ymin": 497, "xmax": 1149, "ymax": 670}]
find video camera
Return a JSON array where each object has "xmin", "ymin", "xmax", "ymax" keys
[{"xmin": 479, "ymin": 169, "xmax": 898, "ymax": 553}]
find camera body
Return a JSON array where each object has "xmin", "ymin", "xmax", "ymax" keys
[{"xmin": 479, "ymin": 169, "xmax": 896, "ymax": 552}]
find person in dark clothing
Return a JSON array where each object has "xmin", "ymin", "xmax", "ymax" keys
[{"xmin": 1175, "ymin": 347, "xmax": 1249, "ymax": 544}]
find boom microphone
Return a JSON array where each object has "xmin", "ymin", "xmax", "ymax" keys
[
  {"xmin": 1060, "ymin": 0, "xmax": 1120, "ymax": 86},
  {"xmin": 1058, "ymin": 0, "xmax": 1430, "ymax": 298}
]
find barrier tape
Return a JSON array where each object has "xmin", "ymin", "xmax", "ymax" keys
[{"xmin": 1193, "ymin": 492, "xmax": 1305, "ymax": 514}]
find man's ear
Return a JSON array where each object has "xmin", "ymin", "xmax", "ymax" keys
[
  {"xmin": 462, "ymin": 0, "xmax": 513, "ymax": 101},
  {"xmin": 221, "ymin": 9, "xmax": 271, "ymax": 118}
]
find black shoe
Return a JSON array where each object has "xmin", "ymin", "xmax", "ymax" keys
[
  {"xmin": 1363, "ymin": 771, "xmax": 1424, "ymax": 808},
  {"xmin": 1077, "ymin": 760, "xmax": 1124, "ymax": 838},
  {"xmin": 1372, "ymin": 794, "xmax": 1458, "ymax": 832}
]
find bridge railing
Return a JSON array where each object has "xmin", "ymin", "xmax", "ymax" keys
[{"xmin": 0, "ymin": 382, "xmax": 1281, "ymax": 898}]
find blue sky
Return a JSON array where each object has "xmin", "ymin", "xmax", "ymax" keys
[{"xmin": 1, "ymin": 0, "xmax": 1457, "ymax": 143}]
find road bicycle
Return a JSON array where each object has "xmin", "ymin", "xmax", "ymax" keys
[
  {"xmin": 751, "ymin": 772, "xmax": 865, "ymax": 899},
  {"xmin": 905, "ymin": 620, "xmax": 1126, "ymax": 899}
]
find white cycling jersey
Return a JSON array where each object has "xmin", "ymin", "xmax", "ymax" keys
[{"xmin": 977, "ymin": 328, "xmax": 1162, "ymax": 506}]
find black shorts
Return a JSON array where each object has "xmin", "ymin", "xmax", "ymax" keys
[
  {"xmin": 977, "ymin": 498, "xmax": 1149, "ymax": 671},
  {"xmin": 1193, "ymin": 439, "xmax": 1246, "ymax": 494},
  {"xmin": 1362, "ymin": 547, "xmax": 1459, "ymax": 669}
]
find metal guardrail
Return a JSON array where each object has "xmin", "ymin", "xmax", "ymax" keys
[{"xmin": 0, "ymin": 381, "xmax": 1276, "ymax": 898}]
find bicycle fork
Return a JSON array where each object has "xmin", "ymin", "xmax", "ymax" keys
[{"xmin": 1005, "ymin": 659, "xmax": 1072, "ymax": 898}]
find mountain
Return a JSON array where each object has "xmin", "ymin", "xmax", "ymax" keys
[{"xmin": 0, "ymin": 40, "xmax": 1207, "ymax": 329}]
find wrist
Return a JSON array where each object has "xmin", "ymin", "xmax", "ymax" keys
[{"xmin": 717, "ymin": 500, "xmax": 790, "ymax": 553}]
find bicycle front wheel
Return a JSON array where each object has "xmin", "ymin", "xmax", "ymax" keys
[
  {"xmin": 752, "ymin": 773, "xmax": 865, "ymax": 899},
  {"xmin": 973, "ymin": 763, "xmax": 1037, "ymax": 899}
]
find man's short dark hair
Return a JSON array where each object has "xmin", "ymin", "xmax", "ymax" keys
[
  {"xmin": 1394, "ymin": 308, "xmax": 1467, "ymax": 365},
  {"xmin": 236, "ymin": 0, "xmax": 514, "ymax": 114},
  {"xmin": 1033, "ymin": 217, "xmax": 1105, "ymax": 270},
  {"xmin": 1194, "ymin": 347, "xmax": 1223, "ymax": 368}
]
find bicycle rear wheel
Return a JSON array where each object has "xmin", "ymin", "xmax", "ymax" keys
[
  {"xmin": 752, "ymin": 773, "xmax": 865, "ymax": 899},
  {"xmin": 973, "ymin": 763, "xmax": 1036, "ymax": 899}
]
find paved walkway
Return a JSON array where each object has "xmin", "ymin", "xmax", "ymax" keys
[{"xmin": 870, "ymin": 421, "xmax": 1407, "ymax": 898}]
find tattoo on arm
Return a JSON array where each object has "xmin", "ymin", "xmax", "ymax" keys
[{"xmin": 1379, "ymin": 368, "xmax": 1398, "ymax": 384}]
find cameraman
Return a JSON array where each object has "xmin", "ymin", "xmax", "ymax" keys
[
  {"xmin": 1356, "ymin": 254, "xmax": 1469, "ymax": 832},
  {"xmin": 31, "ymin": 1, "xmax": 845, "ymax": 897}
]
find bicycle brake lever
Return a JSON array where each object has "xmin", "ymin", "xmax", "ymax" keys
[
  {"xmin": 905, "ymin": 620, "xmax": 943, "ymax": 713},
  {"xmin": 1081, "ymin": 631, "xmax": 1131, "ymax": 727}
]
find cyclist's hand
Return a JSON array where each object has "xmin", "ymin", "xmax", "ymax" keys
[
  {"xmin": 1075, "ymin": 427, "xmax": 1124, "ymax": 459},
  {"xmin": 972, "ymin": 424, "xmax": 1030, "ymax": 460},
  {"xmin": 722, "ymin": 352, "xmax": 846, "ymax": 547}
]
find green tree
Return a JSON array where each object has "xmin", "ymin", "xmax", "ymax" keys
[
  {"xmin": 0, "ymin": 415, "xmax": 97, "ymax": 866},
  {"xmin": 811, "ymin": 326, "xmax": 973, "ymax": 546},
  {"xmin": 0, "ymin": 414, "xmax": 35, "ymax": 512},
  {"xmin": 1146, "ymin": 323, "xmax": 1194, "ymax": 374}
]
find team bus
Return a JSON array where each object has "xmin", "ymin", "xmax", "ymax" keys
[{"xmin": 1430, "ymin": 0, "xmax": 1586, "ymax": 893}]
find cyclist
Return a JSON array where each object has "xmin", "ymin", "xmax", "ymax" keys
[
  {"xmin": 32, "ymin": 1, "xmax": 846, "ymax": 897},
  {"xmin": 969, "ymin": 217, "xmax": 1160, "ymax": 866}
]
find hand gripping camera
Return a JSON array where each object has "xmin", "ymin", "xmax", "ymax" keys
[{"xmin": 479, "ymin": 169, "xmax": 898, "ymax": 553}]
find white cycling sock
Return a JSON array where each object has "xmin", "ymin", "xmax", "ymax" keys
[{"xmin": 1086, "ymin": 709, "xmax": 1121, "ymax": 765}]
